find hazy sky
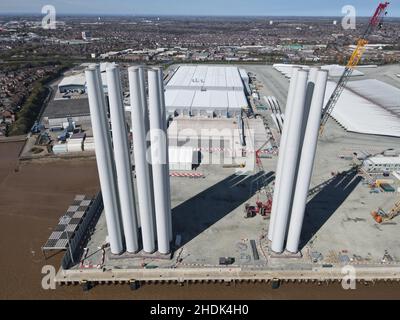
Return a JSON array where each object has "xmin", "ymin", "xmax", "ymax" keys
[{"xmin": 0, "ymin": 0, "xmax": 398, "ymax": 17}]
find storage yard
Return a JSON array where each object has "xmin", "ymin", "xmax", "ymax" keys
[
  {"xmin": 2, "ymin": 140, "xmax": 400, "ymax": 298},
  {"xmin": 43, "ymin": 62, "xmax": 400, "ymax": 289},
  {"xmin": 272, "ymin": 64, "xmax": 400, "ymax": 137},
  {"xmin": 9, "ymin": 46, "xmax": 400, "ymax": 290}
]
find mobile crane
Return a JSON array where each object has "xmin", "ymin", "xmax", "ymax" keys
[
  {"xmin": 319, "ymin": 2, "xmax": 390, "ymax": 135},
  {"xmin": 245, "ymin": 140, "xmax": 273, "ymax": 219},
  {"xmin": 371, "ymin": 200, "xmax": 400, "ymax": 223}
]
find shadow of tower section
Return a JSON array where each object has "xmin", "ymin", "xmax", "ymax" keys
[
  {"xmin": 299, "ymin": 168, "xmax": 362, "ymax": 250},
  {"xmin": 172, "ymin": 171, "xmax": 273, "ymax": 248}
]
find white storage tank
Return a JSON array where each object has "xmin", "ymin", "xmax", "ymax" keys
[{"xmin": 53, "ymin": 143, "xmax": 68, "ymax": 154}]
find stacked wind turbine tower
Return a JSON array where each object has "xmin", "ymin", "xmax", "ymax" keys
[
  {"xmin": 86, "ymin": 64, "xmax": 172, "ymax": 256},
  {"xmin": 268, "ymin": 67, "xmax": 328, "ymax": 254}
]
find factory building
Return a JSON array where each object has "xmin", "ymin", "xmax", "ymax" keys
[
  {"xmin": 58, "ymin": 74, "xmax": 86, "ymax": 93},
  {"xmin": 58, "ymin": 63, "xmax": 116, "ymax": 94},
  {"xmin": 165, "ymin": 65, "xmax": 248, "ymax": 118},
  {"xmin": 363, "ymin": 156, "xmax": 400, "ymax": 173},
  {"xmin": 81, "ymin": 31, "xmax": 92, "ymax": 41}
]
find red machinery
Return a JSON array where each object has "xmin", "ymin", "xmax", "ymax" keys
[
  {"xmin": 244, "ymin": 199, "xmax": 272, "ymax": 219},
  {"xmin": 244, "ymin": 131, "xmax": 274, "ymax": 219}
]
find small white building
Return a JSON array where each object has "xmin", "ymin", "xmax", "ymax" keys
[
  {"xmin": 363, "ymin": 156, "xmax": 400, "ymax": 173},
  {"xmin": 168, "ymin": 146, "xmax": 196, "ymax": 171}
]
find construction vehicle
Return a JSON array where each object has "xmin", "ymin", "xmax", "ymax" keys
[
  {"xmin": 319, "ymin": 2, "xmax": 390, "ymax": 135},
  {"xmin": 219, "ymin": 257, "xmax": 235, "ymax": 266},
  {"xmin": 245, "ymin": 136, "xmax": 274, "ymax": 219},
  {"xmin": 244, "ymin": 199, "xmax": 272, "ymax": 219},
  {"xmin": 371, "ymin": 200, "xmax": 400, "ymax": 223},
  {"xmin": 30, "ymin": 121, "xmax": 45, "ymax": 134}
]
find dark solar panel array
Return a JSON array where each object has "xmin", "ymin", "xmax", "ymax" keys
[{"xmin": 42, "ymin": 195, "xmax": 93, "ymax": 250}]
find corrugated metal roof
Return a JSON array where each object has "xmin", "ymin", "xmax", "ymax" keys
[
  {"xmin": 165, "ymin": 65, "xmax": 248, "ymax": 116},
  {"xmin": 166, "ymin": 89, "xmax": 246, "ymax": 112},
  {"xmin": 167, "ymin": 65, "xmax": 244, "ymax": 90},
  {"xmin": 58, "ymin": 74, "xmax": 86, "ymax": 87},
  {"xmin": 165, "ymin": 65, "xmax": 247, "ymax": 114},
  {"xmin": 365, "ymin": 156, "xmax": 400, "ymax": 165}
]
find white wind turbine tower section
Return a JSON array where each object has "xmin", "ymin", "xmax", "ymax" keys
[
  {"xmin": 271, "ymin": 69, "xmax": 309, "ymax": 254},
  {"xmin": 128, "ymin": 66, "xmax": 156, "ymax": 254},
  {"xmin": 106, "ymin": 65, "xmax": 139, "ymax": 253},
  {"xmin": 156, "ymin": 67, "xmax": 173, "ymax": 242},
  {"xmin": 148, "ymin": 69, "xmax": 171, "ymax": 254},
  {"xmin": 139, "ymin": 66, "xmax": 156, "ymax": 235},
  {"xmin": 286, "ymin": 70, "xmax": 329, "ymax": 254},
  {"xmin": 300, "ymin": 68, "xmax": 319, "ymax": 141},
  {"xmin": 268, "ymin": 67, "xmax": 300, "ymax": 241},
  {"xmin": 85, "ymin": 65, "xmax": 124, "ymax": 255}
]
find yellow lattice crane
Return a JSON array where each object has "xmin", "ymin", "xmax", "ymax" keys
[{"xmin": 319, "ymin": 2, "xmax": 390, "ymax": 135}]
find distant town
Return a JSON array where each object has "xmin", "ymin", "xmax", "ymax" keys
[{"xmin": 1, "ymin": 15, "xmax": 399, "ymax": 136}]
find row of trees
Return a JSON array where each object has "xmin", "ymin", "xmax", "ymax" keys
[{"xmin": 8, "ymin": 62, "xmax": 71, "ymax": 136}]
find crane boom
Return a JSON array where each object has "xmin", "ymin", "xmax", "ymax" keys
[{"xmin": 319, "ymin": 2, "xmax": 390, "ymax": 135}]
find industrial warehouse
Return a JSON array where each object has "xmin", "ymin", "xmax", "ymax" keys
[{"xmin": 165, "ymin": 65, "xmax": 248, "ymax": 118}]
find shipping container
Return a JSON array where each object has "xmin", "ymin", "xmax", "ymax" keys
[{"xmin": 380, "ymin": 183, "xmax": 396, "ymax": 193}]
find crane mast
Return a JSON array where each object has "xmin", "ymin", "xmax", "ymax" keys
[{"xmin": 319, "ymin": 2, "xmax": 390, "ymax": 135}]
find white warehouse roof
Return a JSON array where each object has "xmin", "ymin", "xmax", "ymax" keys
[
  {"xmin": 58, "ymin": 63, "xmax": 115, "ymax": 90},
  {"xmin": 167, "ymin": 65, "xmax": 244, "ymax": 90},
  {"xmin": 58, "ymin": 74, "xmax": 86, "ymax": 88},
  {"xmin": 365, "ymin": 156, "xmax": 400, "ymax": 165},
  {"xmin": 165, "ymin": 89, "xmax": 247, "ymax": 116},
  {"xmin": 165, "ymin": 65, "xmax": 248, "ymax": 117}
]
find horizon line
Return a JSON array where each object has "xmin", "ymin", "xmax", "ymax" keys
[{"xmin": 1, "ymin": 13, "xmax": 400, "ymax": 18}]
